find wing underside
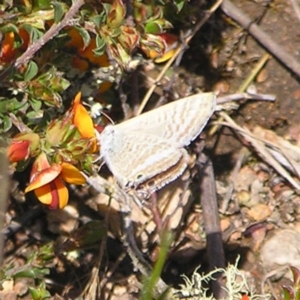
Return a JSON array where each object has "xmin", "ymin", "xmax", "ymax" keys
[
  {"xmin": 115, "ymin": 92, "xmax": 216, "ymax": 147},
  {"xmin": 101, "ymin": 131, "xmax": 185, "ymax": 189}
]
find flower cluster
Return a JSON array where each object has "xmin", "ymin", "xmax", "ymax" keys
[{"xmin": 8, "ymin": 93, "xmax": 98, "ymax": 209}]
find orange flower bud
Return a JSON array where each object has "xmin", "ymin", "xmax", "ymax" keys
[
  {"xmin": 8, "ymin": 132, "xmax": 40, "ymax": 162},
  {"xmin": 8, "ymin": 140, "xmax": 30, "ymax": 162},
  {"xmin": 0, "ymin": 32, "xmax": 16, "ymax": 64}
]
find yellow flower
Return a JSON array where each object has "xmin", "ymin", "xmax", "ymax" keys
[
  {"xmin": 72, "ymin": 92, "xmax": 98, "ymax": 153},
  {"xmin": 25, "ymin": 153, "xmax": 86, "ymax": 209}
]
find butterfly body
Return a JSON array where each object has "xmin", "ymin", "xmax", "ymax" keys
[{"xmin": 98, "ymin": 92, "xmax": 216, "ymax": 197}]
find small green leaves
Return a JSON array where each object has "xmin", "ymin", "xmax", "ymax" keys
[
  {"xmin": 94, "ymin": 34, "xmax": 107, "ymax": 56},
  {"xmin": 29, "ymin": 282, "xmax": 51, "ymax": 300},
  {"xmin": 0, "ymin": 98, "xmax": 26, "ymax": 113},
  {"xmin": 22, "ymin": 23, "xmax": 44, "ymax": 42},
  {"xmin": 52, "ymin": 1, "xmax": 65, "ymax": 23},
  {"xmin": 75, "ymin": 26, "xmax": 91, "ymax": 48},
  {"xmin": 33, "ymin": 0, "xmax": 51, "ymax": 10},
  {"xmin": 0, "ymin": 115, "xmax": 12, "ymax": 132},
  {"xmin": 172, "ymin": 0, "xmax": 186, "ymax": 12},
  {"xmin": 24, "ymin": 61, "xmax": 38, "ymax": 81},
  {"xmin": 14, "ymin": 267, "xmax": 50, "ymax": 279}
]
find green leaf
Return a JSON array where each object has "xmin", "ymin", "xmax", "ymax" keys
[
  {"xmin": 14, "ymin": 267, "xmax": 50, "ymax": 279},
  {"xmin": 33, "ymin": 0, "xmax": 51, "ymax": 10},
  {"xmin": 172, "ymin": 0, "xmax": 185, "ymax": 12},
  {"xmin": 35, "ymin": 66, "xmax": 70, "ymax": 92},
  {"xmin": 295, "ymin": 288, "xmax": 300, "ymax": 300},
  {"xmin": 0, "ymin": 115, "xmax": 12, "ymax": 133},
  {"xmin": 0, "ymin": 269, "xmax": 5, "ymax": 281},
  {"xmin": 22, "ymin": 24, "xmax": 43, "ymax": 43},
  {"xmin": 145, "ymin": 22, "xmax": 162, "ymax": 34},
  {"xmin": 0, "ymin": 98, "xmax": 26, "ymax": 113},
  {"xmin": 102, "ymin": 3, "xmax": 112, "ymax": 16},
  {"xmin": 0, "ymin": 23, "xmax": 19, "ymax": 34},
  {"xmin": 283, "ymin": 286, "xmax": 294, "ymax": 300},
  {"xmin": 92, "ymin": 11, "xmax": 107, "ymax": 29},
  {"xmin": 15, "ymin": 158, "xmax": 31, "ymax": 172},
  {"xmin": 29, "ymin": 98, "xmax": 42, "ymax": 111},
  {"xmin": 52, "ymin": 1, "xmax": 65, "ymax": 23},
  {"xmin": 29, "ymin": 282, "xmax": 51, "ymax": 300},
  {"xmin": 26, "ymin": 110, "xmax": 44, "ymax": 121},
  {"xmin": 75, "ymin": 26, "xmax": 91, "ymax": 48},
  {"xmin": 141, "ymin": 231, "xmax": 173, "ymax": 300},
  {"xmin": 94, "ymin": 35, "xmax": 106, "ymax": 56},
  {"xmin": 24, "ymin": 61, "xmax": 38, "ymax": 81},
  {"xmin": 29, "ymin": 287, "xmax": 40, "ymax": 300},
  {"xmin": 107, "ymin": 0, "xmax": 125, "ymax": 29},
  {"xmin": 38, "ymin": 243, "xmax": 55, "ymax": 262}
]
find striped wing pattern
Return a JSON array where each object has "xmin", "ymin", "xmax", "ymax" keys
[{"xmin": 99, "ymin": 92, "xmax": 216, "ymax": 197}]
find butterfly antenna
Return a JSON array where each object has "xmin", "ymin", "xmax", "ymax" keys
[{"xmin": 100, "ymin": 110, "xmax": 115, "ymax": 125}]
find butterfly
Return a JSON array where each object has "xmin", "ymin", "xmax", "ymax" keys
[{"xmin": 97, "ymin": 92, "xmax": 216, "ymax": 198}]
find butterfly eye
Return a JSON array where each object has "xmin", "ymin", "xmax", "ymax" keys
[{"xmin": 136, "ymin": 174, "xmax": 144, "ymax": 180}]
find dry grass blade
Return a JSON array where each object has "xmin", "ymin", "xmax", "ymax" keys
[
  {"xmin": 137, "ymin": 0, "xmax": 223, "ymax": 115},
  {"xmin": 253, "ymin": 126, "xmax": 300, "ymax": 178},
  {"xmin": 218, "ymin": 112, "xmax": 300, "ymax": 191},
  {"xmin": 289, "ymin": 0, "xmax": 300, "ymax": 24}
]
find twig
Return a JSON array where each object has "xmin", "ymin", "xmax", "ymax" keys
[
  {"xmin": 0, "ymin": 153, "xmax": 8, "ymax": 265},
  {"xmin": 216, "ymin": 92, "xmax": 276, "ymax": 104},
  {"xmin": 0, "ymin": 0, "xmax": 84, "ymax": 80},
  {"xmin": 99, "ymin": 252, "xmax": 127, "ymax": 291},
  {"xmin": 261, "ymin": 266, "xmax": 289, "ymax": 298},
  {"xmin": 197, "ymin": 153, "xmax": 226, "ymax": 299},
  {"xmin": 9, "ymin": 113, "xmax": 31, "ymax": 132},
  {"xmin": 221, "ymin": 0, "xmax": 300, "ymax": 78},
  {"xmin": 136, "ymin": 0, "xmax": 223, "ymax": 115},
  {"xmin": 15, "ymin": 0, "xmax": 84, "ymax": 68}
]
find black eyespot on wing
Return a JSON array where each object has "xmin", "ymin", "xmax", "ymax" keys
[
  {"xmin": 136, "ymin": 174, "xmax": 144, "ymax": 180},
  {"xmin": 125, "ymin": 181, "xmax": 136, "ymax": 189}
]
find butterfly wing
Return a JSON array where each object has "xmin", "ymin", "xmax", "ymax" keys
[
  {"xmin": 114, "ymin": 92, "xmax": 216, "ymax": 148},
  {"xmin": 136, "ymin": 151, "xmax": 188, "ymax": 195},
  {"xmin": 99, "ymin": 125, "xmax": 186, "ymax": 189}
]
